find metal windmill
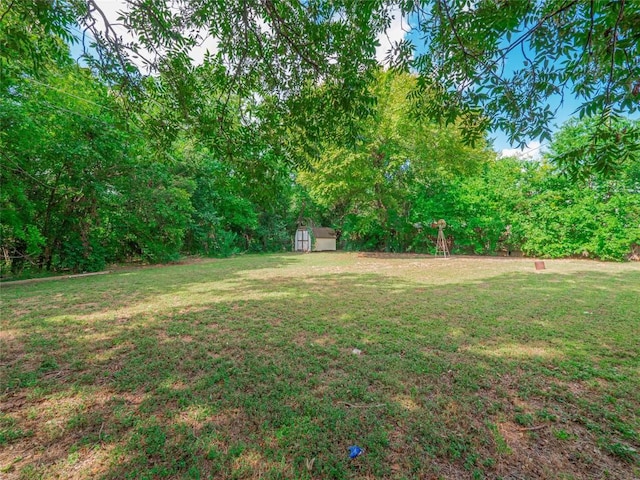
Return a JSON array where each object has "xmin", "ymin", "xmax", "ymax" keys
[{"xmin": 434, "ymin": 219, "xmax": 449, "ymax": 258}]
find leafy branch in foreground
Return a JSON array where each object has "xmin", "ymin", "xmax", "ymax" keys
[
  {"xmin": 4, "ymin": 1, "xmax": 637, "ymax": 174},
  {"xmin": 76, "ymin": 0, "xmax": 640, "ymax": 175},
  {"xmin": 549, "ymin": 115, "xmax": 640, "ymax": 179},
  {"xmin": 407, "ymin": 1, "xmax": 639, "ymax": 147}
]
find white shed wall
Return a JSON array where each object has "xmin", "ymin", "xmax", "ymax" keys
[{"xmin": 314, "ymin": 238, "xmax": 336, "ymax": 251}]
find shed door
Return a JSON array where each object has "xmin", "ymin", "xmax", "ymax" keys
[{"xmin": 296, "ymin": 229, "xmax": 310, "ymax": 252}]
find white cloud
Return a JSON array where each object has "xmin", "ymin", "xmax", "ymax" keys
[
  {"xmin": 91, "ymin": 0, "xmax": 217, "ymax": 68},
  {"xmin": 461, "ymin": 1, "xmax": 478, "ymax": 13},
  {"xmin": 375, "ymin": 6, "xmax": 408, "ymax": 65},
  {"xmin": 189, "ymin": 31, "xmax": 219, "ymax": 65},
  {"xmin": 500, "ymin": 141, "xmax": 544, "ymax": 160},
  {"xmin": 87, "ymin": 0, "xmax": 150, "ymax": 70},
  {"xmin": 89, "ymin": 0, "xmax": 131, "ymax": 42}
]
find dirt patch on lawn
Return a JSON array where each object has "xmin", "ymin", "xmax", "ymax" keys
[{"xmin": 0, "ymin": 387, "xmax": 147, "ymax": 479}]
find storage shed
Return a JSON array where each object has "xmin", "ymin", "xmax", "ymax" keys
[{"xmin": 312, "ymin": 227, "xmax": 337, "ymax": 251}]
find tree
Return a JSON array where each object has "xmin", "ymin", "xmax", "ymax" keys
[
  {"xmin": 3, "ymin": 1, "xmax": 637, "ymax": 275},
  {"xmin": 5, "ymin": 1, "xmax": 637, "ymax": 175},
  {"xmin": 1, "ymin": 5, "xmax": 303, "ymax": 276},
  {"xmin": 404, "ymin": 0, "xmax": 640, "ymax": 174},
  {"xmin": 548, "ymin": 115, "xmax": 640, "ymax": 178},
  {"xmin": 409, "ymin": 145, "xmax": 639, "ymax": 260},
  {"xmin": 298, "ymin": 71, "xmax": 491, "ymax": 251},
  {"xmin": 0, "ymin": 60, "xmax": 194, "ymax": 274}
]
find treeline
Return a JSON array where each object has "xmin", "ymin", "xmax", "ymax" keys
[
  {"xmin": 319, "ymin": 155, "xmax": 640, "ymax": 261},
  {"xmin": 2, "ymin": 50, "xmax": 639, "ymax": 279},
  {"xmin": 1, "ymin": 63, "xmax": 302, "ymax": 276},
  {"xmin": 299, "ymin": 73, "xmax": 640, "ymax": 260}
]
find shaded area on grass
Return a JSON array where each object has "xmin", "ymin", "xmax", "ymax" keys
[{"xmin": 1, "ymin": 256, "xmax": 639, "ymax": 479}]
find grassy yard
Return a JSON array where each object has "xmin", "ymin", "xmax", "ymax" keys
[{"xmin": 1, "ymin": 253, "xmax": 639, "ymax": 479}]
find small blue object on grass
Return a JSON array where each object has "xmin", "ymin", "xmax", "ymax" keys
[{"xmin": 348, "ymin": 445, "xmax": 363, "ymax": 459}]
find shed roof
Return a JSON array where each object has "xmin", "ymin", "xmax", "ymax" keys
[{"xmin": 312, "ymin": 227, "xmax": 336, "ymax": 239}]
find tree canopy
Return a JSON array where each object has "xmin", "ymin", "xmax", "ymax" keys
[
  {"xmin": 4, "ymin": 0, "xmax": 637, "ymax": 172},
  {"xmin": 298, "ymin": 75, "xmax": 640, "ymax": 258},
  {"xmin": 406, "ymin": 1, "xmax": 640, "ymax": 146},
  {"xmin": 1, "ymin": 1, "xmax": 639, "ymax": 277}
]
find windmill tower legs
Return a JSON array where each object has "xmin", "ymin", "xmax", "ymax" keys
[{"xmin": 436, "ymin": 227, "xmax": 449, "ymax": 258}]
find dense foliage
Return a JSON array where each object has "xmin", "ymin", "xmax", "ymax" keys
[
  {"xmin": 1, "ymin": 65, "xmax": 188, "ymax": 272},
  {"xmin": 0, "ymin": 61, "xmax": 300, "ymax": 276},
  {"xmin": 409, "ymin": 156, "xmax": 640, "ymax": 261},
  {"xmin": 297, "ymin": 71, "xmax": 493, "ymax": 252},
  {"xmin": 1, "ymin": 11, "xmax": 298, "ymax": 276},
  {"xmin": 1, "ymin": 2, "xmax": 638, "ymax": 278},
  {"xmin": 7, "ymin": 0, "xmax": 635, "ymax": 173},
  {"xmin": 299, "ymin": 82, "xmax": 640, "ymax": 260}
]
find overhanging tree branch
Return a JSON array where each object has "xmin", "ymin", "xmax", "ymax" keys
[{"xmin": 0, "ymin": 0, "xmax": 16, "ymax": 24}]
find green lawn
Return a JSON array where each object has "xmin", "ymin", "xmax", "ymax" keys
[{"xmin": 1, "ymin": 253, "xmax": 639, "ymax": 479}]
